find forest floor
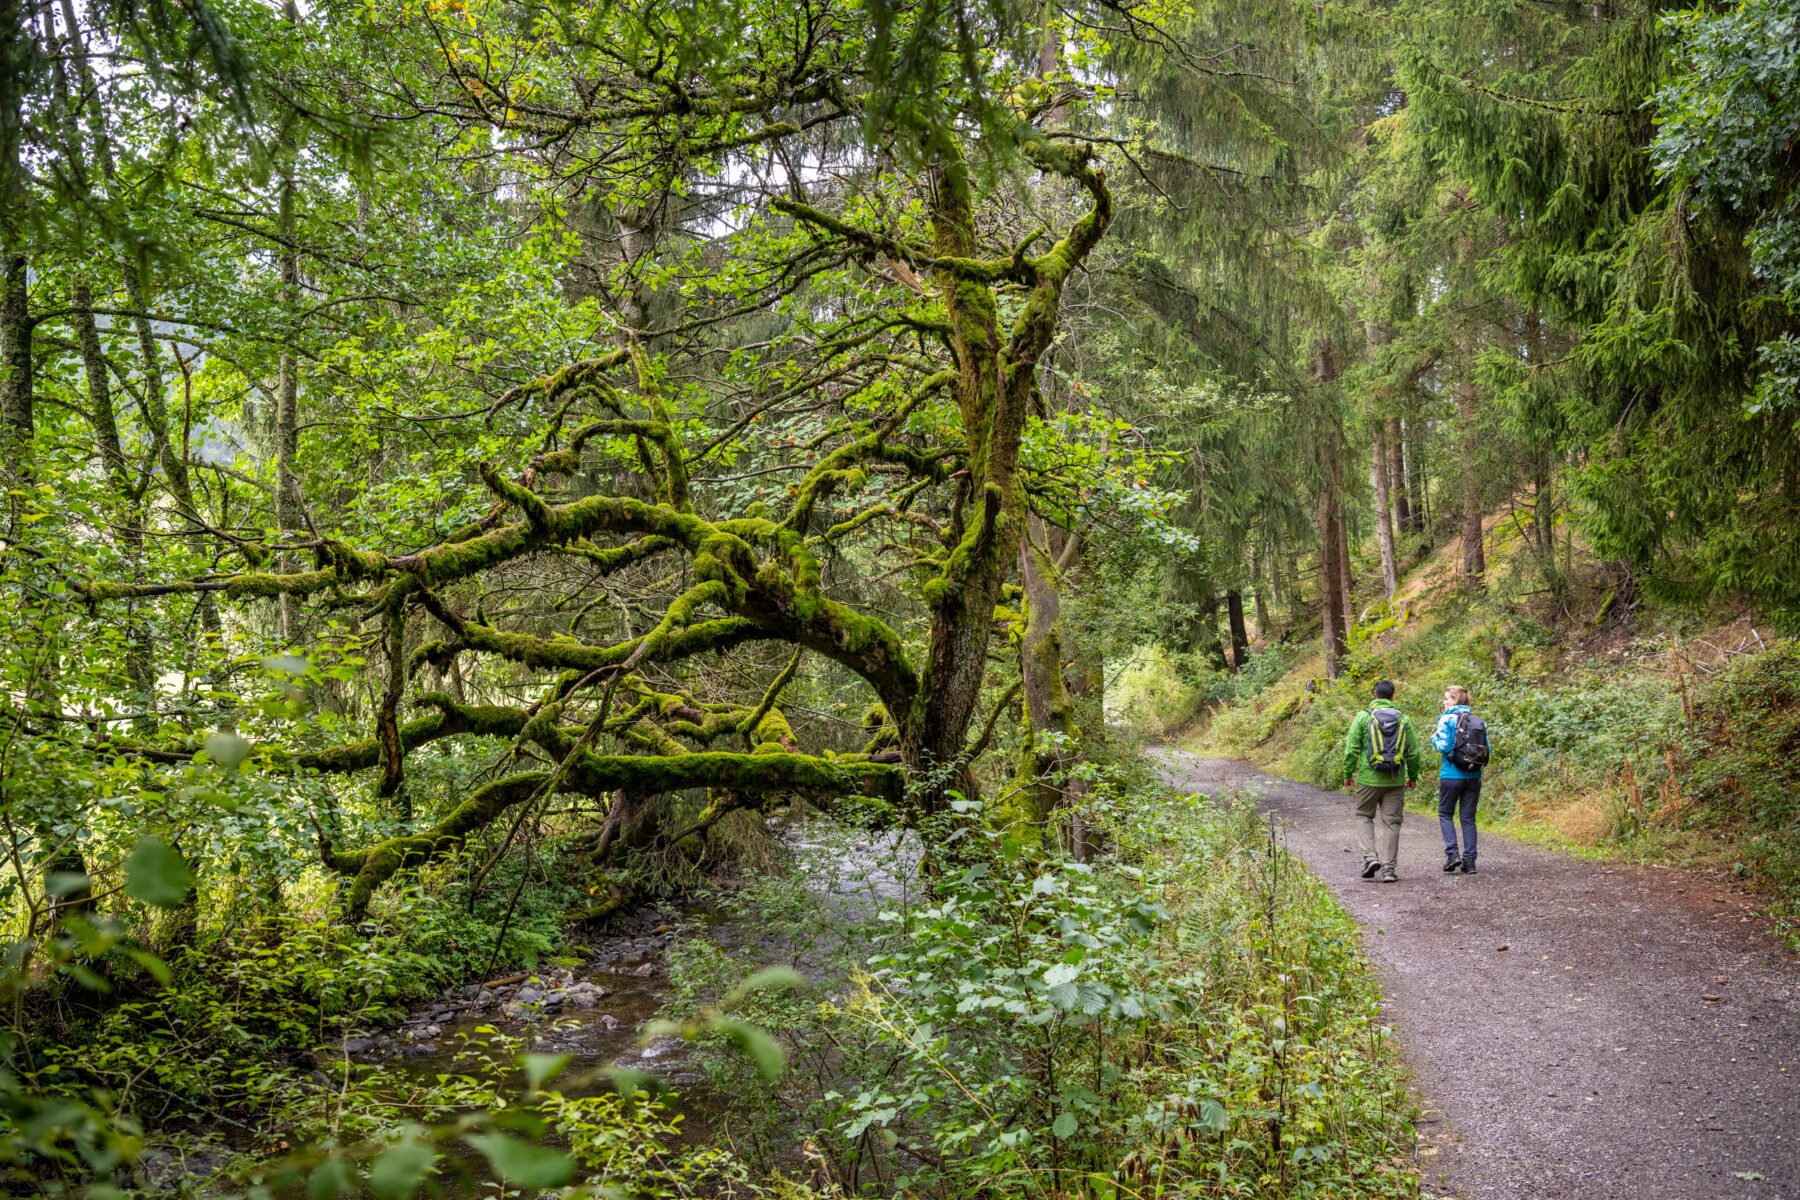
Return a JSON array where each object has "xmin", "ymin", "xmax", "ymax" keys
[{"xmin": 1153, "ymin": 749, "xmax": 1800, "ymax": 1200}]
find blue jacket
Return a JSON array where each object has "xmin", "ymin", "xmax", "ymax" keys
[{"xmin": 1432, "ymin": 705, "xmax": 1486, "ymax": 780}]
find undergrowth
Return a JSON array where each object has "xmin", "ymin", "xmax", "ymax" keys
[{"xmin": 665, "ymin": 766, "xmax": 1419, "ymax": 1198}]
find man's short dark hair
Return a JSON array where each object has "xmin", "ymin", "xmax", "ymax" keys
[{"xmin": 1373, "ymin": 679, "xmax": 1396, "ymax": 700}]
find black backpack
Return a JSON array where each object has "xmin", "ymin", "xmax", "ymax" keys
[
  {"xmin": 1450, "ymin": 712, "xmax": 1491, "ymax": 772},
  {"xmin": 1365, "ymin": 706, "xmax": 1407, "ymax": 775}
]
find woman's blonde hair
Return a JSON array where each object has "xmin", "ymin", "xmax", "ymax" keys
[{"xmin": 1444, "ymin": 685, "xmax": 1471, "ymax": 706}]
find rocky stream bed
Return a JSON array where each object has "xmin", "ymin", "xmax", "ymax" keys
[
  {"xmin": 342, "ymin": 904, "xmax": 698, "ymax": 1089},
  {"xmin": 342, "ymin": 825, "xmax": 916, "ymax": 1104}
]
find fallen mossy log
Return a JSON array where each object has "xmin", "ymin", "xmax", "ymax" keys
[{"xmin": 322, "ymin": 751, "xmax": 903, "ymax": 918}]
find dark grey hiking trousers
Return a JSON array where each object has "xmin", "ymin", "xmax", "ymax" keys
[{"xmin": 1438, "ymin": 777, "xmax": 1482, "ymax": 863}]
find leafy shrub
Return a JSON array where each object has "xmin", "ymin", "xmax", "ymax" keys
[
  {"xmin": 1683, "ymin": 641, "xmax": 1800, "ymax": 933},
  {"xmin": 666, "ymin": 768, "xmax": 1416, "ymax": 1198},
  {"xmin": 832, "ymin": 775, "xmax": 1416, "ymax": 1197}
]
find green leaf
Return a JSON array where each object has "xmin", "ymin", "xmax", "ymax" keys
[
  {"xmin": 725, "ymin": 965, "xmax": 806, "ymax": 1005},
  {"xmin": 1051, "ymin": 1111, "xmax": 1078, "ymax": 1139},
  {"xmin": 203, "ymin": 731, "xmax": 252, "ymax": 769},
  {"xmin": 465, "ymin": 1132, "xmax": 574, "ymax": 1189},
  {"xmin": 45, "ymin": 871, "xmax": 90, "ymax": 898},
  {"xmin": 367, "ymin": 1136, "xmax": 436, "ymax": 1200},
  {"xmin": 125, "ymin": 947, "xmax": 172, "ymax": 986},
  {"xmin": 601, "ymin": 1065, "xmax": 655, "ymax": 1099},
  {"xmin": 712, "ymin": 1016, "xmax": 786, "ymax": 1080},
  {"xmin": 521, "ymin": 1051, "xmax": 571, "ymax": 1091},
  {"xmin": 123, "ymin": 837, "xmax": 193, "ymax": 908},
  {"xmin": 308, "ymin": 1157, "xmax": 357, "ymax": 1200}
]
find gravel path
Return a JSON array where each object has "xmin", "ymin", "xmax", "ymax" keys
[{"xmin": 1153, "ymin": 750, "xmax": 1800, "ymax": 1200}]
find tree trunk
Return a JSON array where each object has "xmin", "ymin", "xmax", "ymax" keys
[
  {"xmin": 1226, "ymin": 589, "xmax": 1250, "ymax": 671},
  {"xmin": 1457, "ymin": 342, "xmax": 1486, "ymax": 586},
  {"xmin": 0, "ymin": 0, "xmax": 29, "ymax": 486},
  {"xmin": 0, "ymin": 254, "xmax": 30, "ymax": 480},
  {"xmin": 1317, "ymin": 490, "xmax": 1347, "ymax": 678},
  {"xmin": 1406, "ymin": 416, "xmax": 1429, "ymax": 538},
  {"xmin": 1372, "ymin": 427, "xmax": 1398, "ymax": 596},
  {"xmin": 273, "ymin": 112, "xmax": 304, "ymax": 643},
  {"xmin": 74, "ymin": 285, "xmax": 155, "ymax": 711},
  {"xmin": 1018, "ymin": 515, "xmax": 1080, "ymax": 837},
  {"xmin": 1314, "ymin": 341, "xmax": 1348, "ymax": 676},
  {"xmin": 1250, "ymin": 548, "xmax": 1273, "ymax": 639},
  {"xmin": 1389, "ymin": 416, "xmax": 1411, "ymax": 535},
  {"xmin": 897, "ymin": 135, "xmax": 1108, "ymax": 817},
  {"xmin": 1338, "ymin": 495, "xmax": 1355, "ymax": 633}
]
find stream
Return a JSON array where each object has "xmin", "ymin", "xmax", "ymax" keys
[
  {"xmin": 346, "ymin": 821, "xmax": 918, "ymax": 1113},
  {"xmin": 347, "ymin": 904, "xmax": 699, "ymax": 1089}
]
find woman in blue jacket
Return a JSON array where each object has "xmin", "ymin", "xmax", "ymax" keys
[{"xmin": 1432, "ymin": 685, "xmax": 1486, "ymax": 873}]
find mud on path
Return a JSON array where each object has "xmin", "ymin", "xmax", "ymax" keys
[{"xmin": 1153, "ymin": 750, "xmax": 1800, "ymax": 1200}]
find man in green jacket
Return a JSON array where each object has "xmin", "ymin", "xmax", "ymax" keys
[{"xmin": 1342, "ymin": 679, "xmax": 1423, "ymax": 883}]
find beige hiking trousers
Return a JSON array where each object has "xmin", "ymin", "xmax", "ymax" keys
[{"xmin": 1355, "ymin": 784, "xmax": 1406, "ymax": 869}]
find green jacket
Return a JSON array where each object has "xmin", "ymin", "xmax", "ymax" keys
[{"xmin": 1342, "ymin": 704, "xmax": 1423, "ymax": 786}]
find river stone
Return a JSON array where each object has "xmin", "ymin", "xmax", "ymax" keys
[
  {"xmin": 597, "ymin": 1013, "xmax": 620, "ymax": 1031},
  {"xmin": 515, "ymin": 985, "xmax": 543, "ymax": 1004},
  {"xmin": 630, "ymin": 961, "xmax": 656, "ymax": 977},
  {"xmin": 342, "ymin": 1036, "xmax": 377, "ymax": 1054}
]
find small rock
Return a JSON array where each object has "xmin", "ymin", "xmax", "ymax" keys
[
  {"xmin": 516, "ymin": 986, "xmax": 544, "ymax": 1004},
  {"xmin": 342, "ymin": 1036, "xmax": 377, "ymax": 1054},
  {"xmin": 597, "ymin": 1013, "xmax": 620, "ymax": 1031},
  {"xmin": 565, "ymin": 989, "xmax": 599, "ymax": 1010},
  {"xmin": 631, "ymin": 962, "xmax": 657, "ymax": 977},
  {"xmin": 423, "ymin": 1024, "xmax": 442, "ymax": 1038},
  {"xmin": 405, "ymin": 1042, "xmax": 439, "ymax": 1058}
]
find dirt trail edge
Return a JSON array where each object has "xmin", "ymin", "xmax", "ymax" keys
[{"xmin": 1153, "ymin": 750, "xmax": 1800, "ymax": 1200}]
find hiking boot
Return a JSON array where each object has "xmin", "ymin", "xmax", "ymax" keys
[
  {"xmin": 1361, "ymin": 859, "xmax": 1381, "ymax": 879},
  {"xmin": 1443, "ymin": 850, "xmax": 1461, "ymax": 873},
  {"xmin": 1381, "ymin": 867, "xmax": 1398, "ymax": 883},
  {"xmin": 1460, "ymin": 859, "xmax": 1477, "ymax": 875}
]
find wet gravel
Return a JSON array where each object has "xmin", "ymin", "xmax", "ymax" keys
[{"xmin": 1155, "ymin": 750, "xmax": 1800, "ymax": 1200}]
